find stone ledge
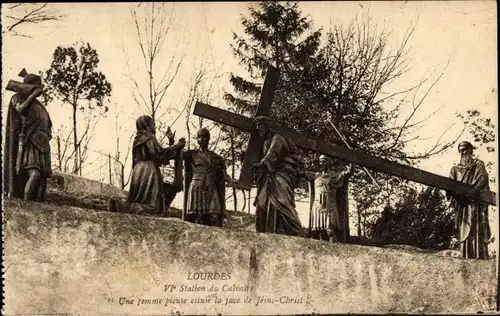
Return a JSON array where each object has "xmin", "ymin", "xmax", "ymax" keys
[{"xmin": 3, "ymin": 198, "xmax": 496, "ymax": 315}]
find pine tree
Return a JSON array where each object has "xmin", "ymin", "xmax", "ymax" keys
[
  {"xmin": 367, "ymin": 187, "xmax": 455, "ymax": 250},
  {"xmin": 224, "ymin": 1, "xmax": 321, "ymax": 110},
  {"xmin": 216, "ymin": 1, "xmax": 323, "ymax": 207}
]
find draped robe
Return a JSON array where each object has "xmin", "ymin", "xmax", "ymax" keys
[
  {"xmin": 448, "ymin": 158, "xmax": 491, "ymax": 259},
  {"xmin": 110, "ymin": 129, "xmax": 180, "ymax": 216},
  {"xmin": 3, "ymin": 94, "xmax": 52, "ymax": 199},
  {"xmin": 254, "ymin": 133, "xmax": 304, "ymax": 236}
]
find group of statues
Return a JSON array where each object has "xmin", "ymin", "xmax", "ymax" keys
[
  {"xmin": 104, "ymin": 113, "xmax": 355, "ymax": 244},
  {"xmin": 3, "ymin": 70, "xmax": 493, "ymax": 260}
]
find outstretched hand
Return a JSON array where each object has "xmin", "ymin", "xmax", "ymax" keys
[
  {"xmin": 166, "ymin": 126, "xmax": 175, "ymax": 138},
  {"xmin": 229, "ymin": 178, "xmax": 239, "ymax": 189},
  {"xmin": 251, "ymin": 162, "xmax": 266, "ymax": 183},
  {"xmin": 250, "ymin": 162, "xmax": 264, "ymax": 173},
  {"xmin": 15, "ymin": 88, "xmax": 44, "ymax": 112}
]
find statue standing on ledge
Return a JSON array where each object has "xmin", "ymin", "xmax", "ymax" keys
[
  {"xmin": 250, "ymin": 116, "xmax": 304, "ymax": 237},
  {"xmin": 303, "ymin": 154, "xmax": 353, "ymax": 243},
  {"xmin": 109, "ymin": 115, "xmax": 185, "ymax": 216},
  {"xmin": 3, "ymin": 69, "xmax": 52, "ymax": 202},
  {"xmin": 182, "ymin": 127, "xmax": 237, "ymax": 227},
  {"xmin": 447, "ymin": 141, "xmax": 492, "ymax": 260}
]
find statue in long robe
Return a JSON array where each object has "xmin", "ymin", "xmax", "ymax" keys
[
  {"xmin": 303, "ymin": 155, "xmax": 353, "ymax": 242},
  {"xmin": 182, "ymin": 128, "xmax": 236, "ymax": 227},
  {"xmin": 3, "ymin": 70, "xmax": 52, "ymax": 201},
  {"xmin": 251, "ymin": 116, "xmax": 304, "ymax": 237},
  {"xmin": 109, "ymin": 115, "xmax": 185, "ymax": 216},
  {"xmin": 447, "ymin": 141, "xmax": 491, "ymax": 259}
]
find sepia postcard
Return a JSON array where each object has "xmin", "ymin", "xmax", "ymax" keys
[{"xmin": 2, "ymin": 1, "xmax": 498, "ymax": 315}]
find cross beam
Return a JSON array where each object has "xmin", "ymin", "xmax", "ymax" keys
[
  {"xmin": 193, "ymin": 102, "xmax": 497, "ymax": 206},
  {"xmin": 233, "ymin": 66, "xmax": 280, "ymax": 190}
]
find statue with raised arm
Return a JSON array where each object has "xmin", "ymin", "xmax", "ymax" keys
[
  {"xmin": 4, "ymin": 69, "xmax": 52, "ymax": 202},
  {"xmin": 446, "ymin": 141, "xmax": 492, "ymax": 259},
  {"xmin": 162, "ymin": 126, "xmax": 184, "ymax": 210},
  {"xmin": 303, "ymin": 154, "xmax": 353, "ymax": 242},
  {"xmin": 250, "ymin": 116, "xmax": 305, "ymax": 236},
  {"xmin": 109, "ymin": 115, "xmax": 185, "ymax": 216},
  {"xmin": 182, "ymin": 128, "xmax": 237, "ymax": 227}
]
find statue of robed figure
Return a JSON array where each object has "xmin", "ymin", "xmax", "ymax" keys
[
  {"xmin": 447, "ymin": 141, "xmax": 492, "ymax": 259},
  {"xmin": 250, "ymin": 116, "xmax": 305, "ymax": 236},
  {"xmin": 4, "ymin": 68, "xmax": 52, "ymax": 201},
  {"xmin": 109, "ymin": 115, "xmax": 185, "ymax": 216}
]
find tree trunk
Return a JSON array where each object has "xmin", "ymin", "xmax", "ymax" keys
[
  {"xmin": 78, "ymin": 144, "xmax": 82, "ymax": 176},
  {"xmin": 72, "ymin": 103, "xmax": 79, "ymax": 174},
  {"xmin": 108, "ymin": 154, "xmax": 112, "ymax": 185},
  {"xmin": 355, "ymin": 200, "xmax": 362, "ymax": 237},
  {"xmin": 57, "ymin": 135, "xmax": 62, "ymax": 171},
  {"xmin": 362, "ymin": 210, "xmax": 366, "ymax": 237},
  {"xmin": 248, "ymin": 189, "xmax": 251, "ymax": 214},
  {"xmin": 230, "ymin": 130, "xmax": 237, "ymax": 213},
  {"xmin": 241, "ymin": 190, "xmax": 247, "ymax": 213}
]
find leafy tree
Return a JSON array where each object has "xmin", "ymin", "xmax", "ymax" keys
[
  {"xmin": 456, "ymin": 109, "xmax": 496, "ymax": 181},
  {"xmin": 44, "ymin": 42, "xmax": 112, "ymax": 174},
  {"xmin": 367, "ymin": 187, "xmax": 455, "ymax": 250},
  {"xmin": 219, "ymin": 1, "xmax": 322, "ymax": 207},
  {"xmin": 224, "ymin": 1, "xmax": 321, "ymax": 119},
  {"xmin": 365, "ymin": 110, "xmax": 497, "ymax": 249}
]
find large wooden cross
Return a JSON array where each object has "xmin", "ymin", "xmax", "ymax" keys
[
  {"xmin": 213, "ymin": 65, "xmax": 279, "ymax": 191},
  {"xmin": 193, "ymin": 66, "xmax": 496, "ymax": 206}
]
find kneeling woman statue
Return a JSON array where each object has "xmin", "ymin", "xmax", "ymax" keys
[{"xmin": 109, "ymin": 115, "xmax": 185, "ymax": 216}]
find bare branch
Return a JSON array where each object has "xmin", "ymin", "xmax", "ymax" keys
[
  {"xmin": 406, "ymin": 123, "xmax": 466, "ymax": 160},
  {"xmin": 381, "ymin": 59, "xmax": 450, "ymax": 153},
  {"xmin": 125, "ymin": 3, "xmax": 186, "ymax": 124},
  {"xmin": 4, "ymin": 3, "xmax": 65, "ymax": 37},
  {"xmin": 123, "ymin": 133, "xmax": 135, "ymax": 166}
]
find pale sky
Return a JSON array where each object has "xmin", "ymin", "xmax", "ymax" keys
[{"xmin": 2, "ymin": 2, "xmax": 498, "ymax": 239}]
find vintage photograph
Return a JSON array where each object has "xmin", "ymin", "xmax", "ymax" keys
[{"xmin": 2, "ymin": 1, "xmax": 498, "ymax": 314}]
